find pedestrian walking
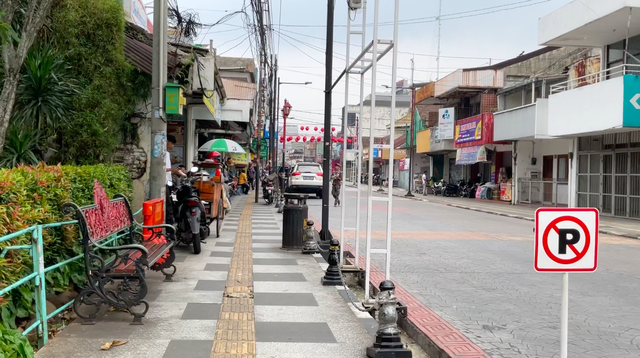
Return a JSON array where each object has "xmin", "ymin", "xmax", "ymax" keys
[
  {"xmin": 422, "ymin": 171, "xmax": 428, "ymax": 196},
  {"xmin": 248, "ymin": 165, "xmax": 256, "ymax": 190},
  {"xmin": 331, "ymin": 165, "xmax": 342, "ymax": 207}
]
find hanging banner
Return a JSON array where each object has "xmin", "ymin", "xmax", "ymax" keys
[
  {"xmin": 438, "ymin": 108, "xmax": 455, "ymax": 139},
  {"xmin": 455, "ymin": 117, "xmax": 483, "ymax": 144},
  {"xmin": 455, "ymin": 145, "xmax": 487, "ymax": 165}
]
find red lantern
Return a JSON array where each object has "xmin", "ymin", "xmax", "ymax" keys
[
  {"xmin": 321, "ymin": 128, "xmax": 324, "ymax": 132},
  {"xmin": 314, "ymin": 126, "xmax": 318, "ymax": 131},
  {"xmin": 331, "ymin": 127, "xmax": 336, "ymax": 132},
  {"xmin": 295, "ymin": 136, "xmax": 300, "ymax": 142},
  {"xmin": 287, "ymin": 136, "xmax": 293, "ymax": 142},
  {"xmin": 302, "ymin": 136, "xmax": 307, "ymax": 142},
  {"xmin": 316, "ymin": 136, "xmax": 322, "ymax": 142},
  {"xmin": 347, "ymin": 138, "xmax": 352, "ymax": 143},
  {"xmin": 300, "ymin": 126, "xmax": 304, "ymax": 131},
  {"xmin": 280, "ymin": 137, "xmax": 284, "ymax": 143},
  {"xmin": 305, "ymin": 126, "xmax": 310, "ymax": 131}
]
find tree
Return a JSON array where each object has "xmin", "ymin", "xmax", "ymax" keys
[{"xmin": 0, "ymin": 0, "xmax": 56, "ymax": 156}]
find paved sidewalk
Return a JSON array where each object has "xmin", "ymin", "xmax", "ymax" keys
[
  {"xmin": 372, "ymin": 185, "xmax": 640, "ymax": 239},
  {"xmin": 36, "ymin": 195, "xmax": 376, "ymax": 358}
]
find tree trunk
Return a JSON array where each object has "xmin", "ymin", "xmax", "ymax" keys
[{"xmin": 0, "ymin": 69, "xmax": 20, "ymax": 153}]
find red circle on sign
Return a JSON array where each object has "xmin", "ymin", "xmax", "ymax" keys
[{"xmin": 542, "ymin": 216, "xmax": 591, "ymax": 265}]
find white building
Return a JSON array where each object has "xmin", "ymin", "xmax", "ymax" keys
[{"xmin": 534, "ymin": 0, "xmax": 640, "ymax": 218}]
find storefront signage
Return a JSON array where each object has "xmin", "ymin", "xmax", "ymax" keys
[
  {"xmin": 229, "ymin": 152, "xmax": 248, "ymax": 165},
  {"xmin": 455, "ymin": 145, "xmax": 487, "ymax": 165},
  {"xmin": 251, "ymin": 138, "xmax": 268, "ymax": 159},
  {"xmin": 438, "ymin": 108, "xmax": 455, "ymax": 139},
  {"xmin": 455, "ymin": 117, "xmax": 482, "ymax": 144}
]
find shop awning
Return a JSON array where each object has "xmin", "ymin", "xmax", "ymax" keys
[{"xmin": 455, "ymin": 145, "xmax": 487, "ymax": 165}]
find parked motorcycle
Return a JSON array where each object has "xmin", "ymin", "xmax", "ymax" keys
[
  {"xmin": 169, "ymin": 167, "xmax": 210, "ymax": 254},
  {"xmin": 431, "ymin": 179, "xmax": 444, "ymax": 196},
  {"xmin": 262, "ymin": 173, "xmax": 276, "ymax": 205},
  {"xmin": 443, "ymin": 181, "xmax": 459, "ymax": 197},
  {"xmin": 457, "ymin": 180, "xmax": 473, "ymax": 198}
]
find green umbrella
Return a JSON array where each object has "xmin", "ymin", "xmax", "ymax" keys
[{"xmin": 198, "ymin": 139, "xmax": 246, "ymax": 153}]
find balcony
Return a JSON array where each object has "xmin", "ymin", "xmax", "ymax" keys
[
  {"xmin": 435, "ymin": 69, "xmax": 504, "ymax": 98},
  {"xmin": 547, "ymin": 64, "xmax": 640, "ymax": 137},
  {"xmin": 494, "ymin": 100, "xmax": 551, "ymax": 141},
  {"xmin": 539, "ymin": 0, "xmax": 640, "ymax": 47}
]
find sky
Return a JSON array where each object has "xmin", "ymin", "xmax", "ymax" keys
[{"xmin": 168, "ymin": 0, "xmax": 576, "ymax": 128}]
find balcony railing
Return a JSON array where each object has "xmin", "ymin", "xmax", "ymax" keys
[
  {"xmin": 518, "ymin": 178, "xmax": 568, "ymax": 206},
  {"xmin": 550, "ymin": 64, "xmax": 640, "ymax": 95}
]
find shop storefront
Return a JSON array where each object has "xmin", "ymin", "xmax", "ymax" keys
[
  {"xmin": 454, "ymin": 113, "xmax": 512, "ymax": 200},
  {"xmin": 576, "ymin": 132, "xmax": 640, "ymax": 219}
]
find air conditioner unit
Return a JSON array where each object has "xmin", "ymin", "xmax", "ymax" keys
[{"xmin": 348, "ymin": 0, "xmax": 362, "ymax": 10}]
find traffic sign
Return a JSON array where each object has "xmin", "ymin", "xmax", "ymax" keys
[{"xmin": 535, "ymin": 208, "xmax": 599, "ymax": 272}]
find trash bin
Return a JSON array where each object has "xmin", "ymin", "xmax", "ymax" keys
[{"xmin": 282, "ymin": 194, "xmax": 309, "ymax": 249}]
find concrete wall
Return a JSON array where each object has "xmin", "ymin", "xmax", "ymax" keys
[
  {"xmin": 503, "ymin": 48, "xmax": 601, "ymax": 78},
  {"xmin": 347, "ymin": 104, "xmax": 411, "ymax": 139}
]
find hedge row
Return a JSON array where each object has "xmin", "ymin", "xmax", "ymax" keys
[{"xmin": 0, "ymin": 164, "xmax": 133, "ymax": 332}]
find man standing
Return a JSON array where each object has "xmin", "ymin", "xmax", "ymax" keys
[
  {"xmin": 248, "ymin": 164, "xmax": 256, "ymax": 190},
  {"xmin": 165, "ymin": 135, "xmax": 184, "ymax": 224},
  {"xmin": 422, "ymin": 170, "xmax": 428, "ymax": 196}
]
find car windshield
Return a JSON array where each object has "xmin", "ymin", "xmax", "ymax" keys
[{"xmin": 297, "ymin": 165, "xmax": 321, "ymax": 173}]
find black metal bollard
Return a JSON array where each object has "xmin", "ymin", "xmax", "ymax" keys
[
  {"xmin": 321, "ymin": 238, "xmax": 343, "ymax": 286},
  {"xmin": 366, "ymin": 281, "xmax": 412, "ymax": 358}
]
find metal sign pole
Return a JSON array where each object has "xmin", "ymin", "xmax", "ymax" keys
[
  {"xmin": 339, "ymin": 10, "xmax": 351, "ymax": 266},
  {"xmin": 385, "ymin": 0, "xmax": 400, "ymax": 280},
  {"xmin": 561, "ymin": 272, "xmax": 568, "ymax": 358},
  {"xmin": 355, "ymin": 0, "xmax": 367, "ymax": 267},
  {"xmin": 364, "ymin": 0, "xmax": 379, "ymax": 302}
]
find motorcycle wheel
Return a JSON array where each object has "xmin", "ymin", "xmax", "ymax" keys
[{"xmin": 193, "ymin": 233, "xmax": 201, "ymax": 254}]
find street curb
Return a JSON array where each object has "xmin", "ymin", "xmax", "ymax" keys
[
  {"xmin": 308, "ymin": 216, "xmax": 491, "ymax": 358},
  {"xmin": 391, "ymin": 193, "xmax": 640, "ymax": 241}
]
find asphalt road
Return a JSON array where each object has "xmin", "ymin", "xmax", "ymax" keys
[{"xmin": 306, "ymin": 187, "xmax": 640, "ymax": 358}]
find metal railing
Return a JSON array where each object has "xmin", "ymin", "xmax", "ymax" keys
[
  {"xmin": 0, "ymin": 208, "xmax": 142, "ymax": 348},
  {"xmin": 550, "ymin": 64, "xmax": 640, "ymax": 95},
  {"xmin": 518, "ymin": 178, "xmax": 569, "ymax": 206}
]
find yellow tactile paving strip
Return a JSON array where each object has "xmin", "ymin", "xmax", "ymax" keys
[{"xmin": 211, "ymin": 200, "xmax": 256, "ymax": 358}]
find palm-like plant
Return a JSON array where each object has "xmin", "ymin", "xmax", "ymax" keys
[
  {"xmin": 0, "ymin": 126, "xmax": 39, "ymax": 168},
  {"xmin": 13, "ymin": 45, "xmax": 77, "ymax": 131}
]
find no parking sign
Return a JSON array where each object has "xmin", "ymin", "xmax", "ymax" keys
[{"xmin": 535, "ymin": 208, "xmax": 599, "ymax": 272}]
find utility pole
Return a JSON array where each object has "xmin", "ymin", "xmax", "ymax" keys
[
  {"xmin": 150, "ymin": 0, "xmax": 168, "ymax": 204},
  {"xmin": 405, "ymin": 57, "xmax": 415, "ymax": 197},
  {"xmin": 436, "ymin": 0, "xmax": 443, "ymax": 80},
  {"xmin": 271, "ymin": 57, "xmax": 279, "ymax": 172},
  {"xmin": 321, "ymin": 0, "xmax": 335, "ymax": 241},
  {"xmin": 256, "ymin": 60, "xmax": 265, "ymax": 203}
]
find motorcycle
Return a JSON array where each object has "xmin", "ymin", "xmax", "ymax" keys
[
  {"xmin": 443, "ymin": 181, "xmax": 459, "ymax": 197},
  {"xmin": 262, "ymin": 173, "xmax": 276, "ymax": 205},
  {"xmin": 431, "ymin": 179, "xmax": 444, "ymax": 196},
  {"xmin": 457, "ymin": 180, "xmax": 472, "ymax": 198},
  {"xmin": 226, "ymin": 175, "xmax": 239, "ymax": 198},
  {"xmin": 169, "ymin": 167, "xmax": 210, "ymax": 254}
]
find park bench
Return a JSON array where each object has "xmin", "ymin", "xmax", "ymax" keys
[{"xmin": 62, "ymin": 181, "xmax": 176, "ymax": 325}]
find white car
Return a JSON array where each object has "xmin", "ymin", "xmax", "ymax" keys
[{"xmin": 286, "ymin": 162, "xmax": 324, "ymax": 198}]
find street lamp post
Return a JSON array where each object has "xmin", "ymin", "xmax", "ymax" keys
[{"xmin": 274, "ymin": 80, "xmax": 312, "ymax": 209}]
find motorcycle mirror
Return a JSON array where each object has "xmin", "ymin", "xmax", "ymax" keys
[
  {"xmin": 167, "ymin": 180, "xmax": 173, "ymax": 187},
  {"xmin": 191, "ymin": 167, "xmax": 199, "ymax": 173}
]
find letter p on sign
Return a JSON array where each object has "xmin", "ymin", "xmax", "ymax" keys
[{"xmin": 535, "ymin": 208, "xmax": 599, "ymax": 272}]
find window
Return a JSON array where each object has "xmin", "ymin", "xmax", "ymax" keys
[{"xmin": 296, "ymin": 164, "xmax": 321, "ymax": 173}]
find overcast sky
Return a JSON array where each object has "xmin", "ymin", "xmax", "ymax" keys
[{"xmin": 172, "ymin": 0, "xmax": 575, "ymax": 128}]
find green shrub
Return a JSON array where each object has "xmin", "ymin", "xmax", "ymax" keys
[
  {"xmin": 0, "ymin": 323, "xmax": 34, "ymax": 358},
  {"xmin": 0, "ymin": 164, "xmax": 134, "ymax": 330}
]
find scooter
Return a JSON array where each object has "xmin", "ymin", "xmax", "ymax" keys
[
  {"xmin": 443, "ymin": 181, "xmax": 459, "ymax": 197},
  {"xmin": 457, "ymin": 180, "xmax": 472, "ymax": 198},
  {"xmin": 431, "ymin": 180, "xmax": 444, "ymax": 196},
  {"xmin": 262, "ymin": 173, "xmax": 276, "ymax": 205},
  {"xmin": 170, "ymin": 168, "xmax": 210, "ymax": 254}
]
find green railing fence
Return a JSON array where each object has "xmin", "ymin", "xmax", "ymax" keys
[{"xmin": 0, "ymin": 208, "xmax": 142, "ymax": 348}]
